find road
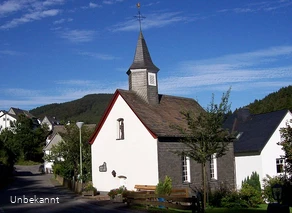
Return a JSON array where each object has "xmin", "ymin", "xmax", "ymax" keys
[{"xmin": 0, "ymin": 165, "xmax": 141, "ymax": 213}]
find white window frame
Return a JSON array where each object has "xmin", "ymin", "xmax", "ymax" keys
[
  {"xmin": 148, "ymin": 73, "xmax": 156, "ymax": 86},
  {"xmin": 276, "ymin": 158, "xmax": 285, "ymax": 174},
  {"xmin": 117, "ymin": 118, "xmax": 124, "ymax": 140},
  {"xmin": 182, "ymin": 155, "xmax": 191, "ymax": 183},
  {"xmin": 210, "ymin": 154, "xmax": 218, "ymax": 180}
]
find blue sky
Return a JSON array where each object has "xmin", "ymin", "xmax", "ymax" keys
[{"xmin": 0, "ymin": 0, "xmax": 292, "ymax": 112}]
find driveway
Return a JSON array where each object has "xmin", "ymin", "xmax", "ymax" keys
[{"xmin": 0, "ymin": 165, "xmax": 143, "ymax": 213}]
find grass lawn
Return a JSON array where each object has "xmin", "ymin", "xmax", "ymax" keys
[{"xmin": 131, "ymin": 204, "xmax": 292, "ymax": 213}]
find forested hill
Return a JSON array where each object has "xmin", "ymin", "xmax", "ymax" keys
[
  {"xmin": 247, "ymin": 85, "xmax": 292, "ymax": 114},
  {"xmin": 30, "ymin": 94, "xmax": 113, "ymax": 124}
]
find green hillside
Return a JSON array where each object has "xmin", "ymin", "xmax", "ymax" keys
[
  {"xmin": 30, "ymin": 94, "xmax": 113, "ymax": 124},
  {"xmin": 247, "ymin": 85, "xmax": 292, "ymax": 114}
]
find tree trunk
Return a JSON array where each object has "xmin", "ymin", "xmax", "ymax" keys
[{"xmin": 203, "ymin": 162, "xmax": 206, "ymax": 211}]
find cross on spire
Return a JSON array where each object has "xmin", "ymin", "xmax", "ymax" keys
[{"xmin": 134, "ymin": 2, "xmax": 145, "ymax": 32}]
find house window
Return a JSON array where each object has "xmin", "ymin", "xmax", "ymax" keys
[
  {"xmin": 210, "ymin": 154, "xmax": 218, "ymax": 180},
  {"xmin": 276, "ymin": 158, "xmax": 285, "ymax": 173},
  {"xmin": 117, "ymin": 118, "xmax": 124, "ymax": 140},
  {"xmin": 148, "ymin": 73, "xmax": 156, "ymax": 86},
  {"xmin": 182, "ymin": 155, "xmax": 191, "ymax": 183}
]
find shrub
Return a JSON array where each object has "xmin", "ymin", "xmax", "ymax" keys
[
  {"xmin": 262, "ymin": 175, "xmax": 283, "ymax": 203},
  {"xmin": 155, "ymin": 176, "xmax": 172, "ymax": 196},
  {"xmin": 242, "ymin": 171, "xmax": 261, "ymax": 193},
  {"xmin": 221, "ymin": 191, "xmax": 247, "ymax": 208},
  {"xmin": 83, "ymin": 182, "xmax": 97, "ymax": 192},
  {"xmin": 108, "ymin": 186, "xmax": 127, "ymax": 199},
  {"xmin": 209, "ymin": 183, "xmax": 232, "ymax": 207},
  {"xmin": 240, "ymin": 183, "xmax": 262, "ymax": 207}
]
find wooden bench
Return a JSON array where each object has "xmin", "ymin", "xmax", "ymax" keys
[
  {"xmin": 134, "ymin": 185, "xmax": 189, "ymax": 197},
  {"xmin": 134, "ymin": 185, "xmax": 156, "ymax": 191}
]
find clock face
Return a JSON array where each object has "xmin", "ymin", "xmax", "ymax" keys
[{"xmin": 148, "ymin": 73, "xmax": 156, "ymax": 86}]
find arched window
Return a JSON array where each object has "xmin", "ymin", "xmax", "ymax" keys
[
  {"xmin": 117, "ymin": 118, "xmax": 124, "ymax": 140},
  {"xmin": 182, "ymin": 155, "xmax": 191, "ymax": 183}
]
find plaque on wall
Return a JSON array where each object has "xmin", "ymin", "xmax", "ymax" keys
[{"xmin": 99, "ymin": 162, "xmax": 107, "ymax": 172}]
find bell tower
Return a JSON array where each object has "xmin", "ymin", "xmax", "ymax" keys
[{"xmin": 127, "ymin": 4, "xmax": 160, "ymax": 105}]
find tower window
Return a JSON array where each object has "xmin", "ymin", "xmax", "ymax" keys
[
  {"xmin": 117, "ymin": 118, "xmax": 124, "ymax": 140},
  {"xmin": 148, "ymin": 73, "xmax": 156, "ymax": 86}
]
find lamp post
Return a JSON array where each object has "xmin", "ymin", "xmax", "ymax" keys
[{"xmin": 76, "ymin": 122, "xmax": 84, "ymax": 183}]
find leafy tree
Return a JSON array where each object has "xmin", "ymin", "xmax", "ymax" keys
[
  {"xmin": 44, "ymin": 124, "xmax": 94, "ymax": 182},
  {"xmin": 12, "ymin": 114, "xmax": 48, "ymax": 162},
  {"xmin": 0, "ymin": 129, "xmax": 21, "ymax": 168},
  {"xmin": 278, "ymin": 119, "xmax": 292, "ymax": 177},
  {"xmin": 174, "ymin": 88, "xmax": 235, "ymax": 209},
  {"xmin": 0, "ymin": 115, "xmax": 47, "ymax": 164}
]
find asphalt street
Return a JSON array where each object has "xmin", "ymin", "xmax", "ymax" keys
[{"xmin": 0, "ymin": 165, "xmax": 142, "ymax": 213}]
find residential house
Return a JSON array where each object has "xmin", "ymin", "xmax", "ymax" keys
[
  {"xmin": 42, "ymin": 116, "xmax": 61, "ymax": 131},
  {"xmin": 224, "ymin": 108, "xmax": 292, "ymax": 189},
  {"xmin": 89, "ymin": 30, "xmax": 236, "ymax": 192},
  {"xmin": 0, "ymin": 107, "xmax": 39, "ymax": 132},
  {"xmin": 43, "ymin": 125, "xmax": 66, "ymax": 173}
]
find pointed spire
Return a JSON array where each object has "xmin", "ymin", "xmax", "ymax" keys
[{"xmin": 128, "ymin": 31, "xmax": 159, "ymax": 72}]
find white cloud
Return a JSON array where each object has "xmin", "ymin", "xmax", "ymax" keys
[
  {"xmin": 0, "ymin": 0, "xmax": 23, "ymax": 15},
  {"xmin": 3, "ymin": 88, "xmax": 41, "ymax": 97},
  {"xmin": 0, "ymin": 50, "xmax": 22, "ymax": 56},
  {"xmin": 0, "ymin": 9, "xmax": 61, "ymax": 29},
  {"xmin": 59, "ymin": 29, "xmax": 95, "ymax": 43},
  {"xmin": 159, "ymin": 46, "xmax": 292, "ymax": 95},
  {"xmin": 53, "ymin": 17, "xmax": 72, "ymax": 24},
  {"xmin": 78, "ymin": 51, "xmax": 118, "ymax": 60},
  {"xmin": 217, "ymin": 0, "xmax": 292, "ymax": 14},
  {"xmin": 89, "ymin": 2, "xmax": 101, "ymax": 8},
  {"xmin": 110, "ymin": 11, "xmax": 194, "ymax": 32}
]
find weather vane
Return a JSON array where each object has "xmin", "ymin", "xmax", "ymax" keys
[{"xmin": 134, "ymin": 2, "xmax": 145, "ymax": 31}]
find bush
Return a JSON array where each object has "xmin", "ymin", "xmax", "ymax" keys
[
  {"xmin": 262, "ymin": 175, "xmax": 283, "ymax": 203},
  {"xmin": 209, "ymin": 183, "xmax": 232, "ymax": 207},
  {"xmin": 242, "ymin": 171, "xmax": 261, "ymax": 193},
  {"xmin": 155, "ymin": 176, "xmax": 172, "ymax": 196},
  {"xmin": 240, "ymin": 183, "xmax": 262, "ymax": 207},
  {"xmin": 221, "ymin": 191, "xmax": 248, "ymax": 208},
  {"xmin": 108, "ymin": 186, "xmax": 127, "ymax": 199}
]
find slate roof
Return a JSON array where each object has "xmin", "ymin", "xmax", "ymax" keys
[
  {"xmin": 9, "ymin": 107, "xmax": 35, "ymax": 119},
  {"xmin": 89, "ymin": 89, "xmax": 204, "ymax": 143},
  {"xmin": 128, "ymin": 31, "xmax": 159, "ymax": 72},
  {"xmin": 224, "ymin": 108, "xmax": 289, "ymax": 155}
]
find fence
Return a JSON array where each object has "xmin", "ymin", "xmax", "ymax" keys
[
  {"xmin": 55, "ymin": 174, "xmax": 83, "ymax": 194},
  {"xmin": 126, "ymin": 190, "xmax": 203, "ymax": 213}
]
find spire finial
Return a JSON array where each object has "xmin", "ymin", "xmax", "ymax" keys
[{"xmin": 135, "ymin": 2, "xmax": 145, "ymax": 32}]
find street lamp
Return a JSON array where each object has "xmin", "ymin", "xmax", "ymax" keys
[{"xmin": 76, "ymin": 121, "xmax": 84, "ymax": 183}]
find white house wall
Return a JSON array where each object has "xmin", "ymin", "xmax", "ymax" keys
[
  {"xmin": 260, "ymin": 111, "xmax": 292, "ymax": 183},
  {"xmin": 235, "ymin": 155, "xmax": 262, "ymax": 189},
  {"xmin": 0, "ymin": 114, "xmax": 16, "ymax": 132},
  {"xmin": 91, "ymin": 94, "xmax": 159, "ymax": 192},
  {"xmin": 235, "ymin": 111, "xmax": 292, "ymax": 189}
]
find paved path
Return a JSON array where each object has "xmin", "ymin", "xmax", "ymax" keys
[{"xmin": 0, "ymin": 165, "xmax": 142, "ymax": 213}]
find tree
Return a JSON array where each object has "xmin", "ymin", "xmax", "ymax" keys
[
  {"xmin": 279, "ymin": 119, "xmax": 292, "ymax": 178},
  {"xmin": 0, "ymin": 114, "xmax": 48, "ymax": 164},
  {"xmin": 44, "ymin": 124, "xmax": 94, "ymax": 182},
  {"xmin": 12, "ymin": 114, "xmax": 48, "ymax": 162},
  {"xmin": 174, "ymin": 88, "xmax": 235, "ymax": 209}
]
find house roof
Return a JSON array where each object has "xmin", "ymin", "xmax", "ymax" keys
[
  {"xmin": 89, "ymin": 89, "xmax": 204, "ymax": 144},
  {"xmin": 224, "ymin": 108, "xmax": 290, "ymax": 154},
  {"xmin": 9, "ymin": 107, "xmax": 35, "ymax": 119},
  {"xmin": 128, "ymin": 31, "xmax": 159, "ymax": 73}
]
